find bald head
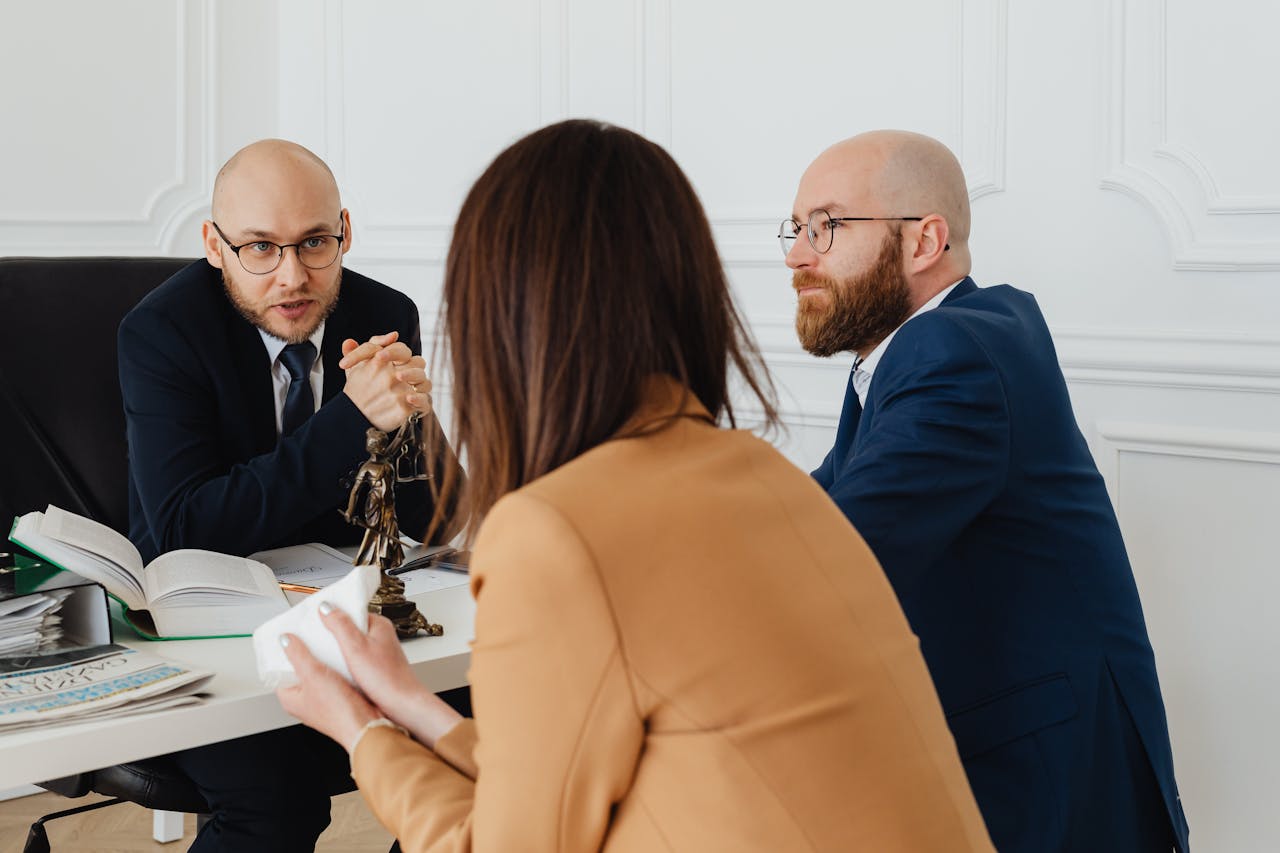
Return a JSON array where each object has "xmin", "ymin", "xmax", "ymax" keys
[
  {"xmin": 787, "ymin": 130, "xmax": 973, "ymax": 331},
  {"xmin": 211, "ymin": 139, "xmax": 339, "ymax": 223},
  {"xmin": 815, "ymin": 130, "xmax": 970, "ymax": 246}
]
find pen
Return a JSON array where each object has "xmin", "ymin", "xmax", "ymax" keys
[{"xmin": 387, "ymin": 548, "xmax": 458, "ymax": 576}]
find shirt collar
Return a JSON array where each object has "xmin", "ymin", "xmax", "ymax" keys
[
  {"xmin": 259, "ymin": 321, "xmax": 326, "ymax": 367},
  {"xmin": 852, "ymin": 280, "xmax": 963, "ymax": 404}
]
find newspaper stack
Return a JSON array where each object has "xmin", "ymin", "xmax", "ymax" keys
[
  {"xmin": 0, "ymin": 589, "xmax": 72, "ymax": 656},
  {"xmin": 0, "ymin": 644, "xmax": 213, "ymax": 732}
]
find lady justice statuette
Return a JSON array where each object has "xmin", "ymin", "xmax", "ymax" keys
[{"xmin": 343, "ymin": 412, "xmax": 443, "ymax": 638}]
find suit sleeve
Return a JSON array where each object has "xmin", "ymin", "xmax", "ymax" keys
[
  {"xmin": 351, "ymin": 492, "xmax": 645, "ymax": 852},
  {"xmin": 812, "ymin": 446, "xmax": 837, "ymax": 490},
  {"xmin": 119, "ymin": 306, "xmax": 373, "ymax": 556},
  {"xmin": 827, "ymin": 315, "xmax": 1010, "ymax": 597}
]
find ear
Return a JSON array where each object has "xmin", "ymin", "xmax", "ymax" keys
[
  {"xmin": 907, "ymin": 214, "xmax": 950, "ymax": 274},
  {"xmin": 339, "ymin": 208, "xmax": 354, "ymax": 257},
  {"xmin": 201, "ymin": 220, "xmax": 225, "ymax": 269}
]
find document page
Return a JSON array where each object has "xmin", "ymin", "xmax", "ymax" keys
[{"xmin": 252, "ymin": 542, "xmax": 359, "ymax": 589}]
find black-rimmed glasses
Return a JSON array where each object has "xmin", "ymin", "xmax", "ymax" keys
[
  {"xmin": 778, "ymin": 209, "xmax": 924, "ymax": 256},
  {"xmin": 212, "ymin": 220, "xmax": 346, "ymax": 274}
]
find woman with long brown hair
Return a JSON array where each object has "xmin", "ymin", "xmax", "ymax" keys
[{"xmin": 278, "ymin": 120, "xmax": 992, "ymax": 852}]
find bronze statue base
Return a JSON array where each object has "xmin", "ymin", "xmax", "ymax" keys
[{"xmin": 369, "ymin": 571, "xmax": 443, "ymax": 638}]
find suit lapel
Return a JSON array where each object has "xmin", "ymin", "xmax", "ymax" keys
[
  {"xmin": 223, "ymin": 298, "xmax": 278, "ymax": 453},
  {"xmin": 320, "ymin": 298, "xmax": 349, "ymax": 404},
  {"xmin": 831, "ymin": 365, "xmax": 863, "ymax": 464}
]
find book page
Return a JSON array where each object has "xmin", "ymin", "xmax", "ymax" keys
[
  {"xmin": 143, "ymin": 550, "xmax": 284, "ymax": 604},
  {"xmin": 11, "ymin": 513, "xmax": 146, "ymax": 611},
  {"xmin": 40, "ymin": 505, "xmax": 144, "ymax": 579}
]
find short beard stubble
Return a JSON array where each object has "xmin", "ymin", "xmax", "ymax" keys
[
  {"xmin": 222, "ymin": 267, "xmax": 342, "ymax": 345},
  {"xmin": 794, "ymin": 229, "xmax": 913, "ymax": 358}
]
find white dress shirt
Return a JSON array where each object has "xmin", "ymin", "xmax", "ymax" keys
[
  {"xmin": 852, "ymin": 281, "xmax": 962, "ymax": 407},
  {"xmin": 259, "ymin": 322, "xmax": 326, "ymax": 434}
]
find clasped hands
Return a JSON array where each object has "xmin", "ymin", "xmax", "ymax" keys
[
  {"xmin": 340, "ymin": 330, "xmax": 433, "ymax": 432},
  {"xmin": 276, "ymin": 605, "xmax": 464, "ymax": 754}
]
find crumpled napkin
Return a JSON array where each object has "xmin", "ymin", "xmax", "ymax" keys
[{"xmin": 253, "ymin": 564, "xmax": 381, "ymax": 687}]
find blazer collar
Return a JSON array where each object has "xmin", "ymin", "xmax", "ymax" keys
[
  {"xmin": 942, "ymin": 276, "xmax": 978, "ymax": 305},
  {"xmin": 220, "ymin": 290, "xmax": 278, "ymax": 452},
  {"xmin": 319, "ymin": 285, "xmax": 353, "ymax": 403}
]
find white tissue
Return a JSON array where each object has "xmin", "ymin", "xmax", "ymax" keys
[{"xmin": 253, "ymin": 564, "xmax": 382, "ymax": 688}]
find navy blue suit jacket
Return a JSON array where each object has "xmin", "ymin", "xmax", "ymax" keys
[
  {"xmin": 119, "ymin": 260, "xmax": 440, "ymax": 563},
  {"xmin": 814, "ymin": 279, "xmax": 1189, "ymax": 852}
]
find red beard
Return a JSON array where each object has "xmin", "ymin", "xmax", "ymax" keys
[{"xmin": 794, "ymin": 230, "xmax": 912, "ymax": 358}]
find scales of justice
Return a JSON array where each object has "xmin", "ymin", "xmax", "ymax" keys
[{"xmin": 342, "ymin": 411, "xmax": 444, "ymax": 638}]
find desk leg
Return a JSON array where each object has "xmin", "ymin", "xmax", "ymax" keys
[{"xmin": 153, "ymin": 809, "xmax": 185, "ymax": 843}]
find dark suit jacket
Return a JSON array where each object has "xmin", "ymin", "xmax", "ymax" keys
[
  {"xmin": 119, "ymin": 260, "xmax": 440, "ymax": 563},
  {"xmin": 814, "ymin": 278, "xmax": 1189, "ymax": 852}
]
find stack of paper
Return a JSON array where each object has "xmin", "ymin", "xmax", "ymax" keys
[
  {"xmin": 0, "ymin": 644, "xmax": 213, "ymax": 732},
  {"xmin": 0, "ymin": 589, "xmax": 72, "ymax": 655}
]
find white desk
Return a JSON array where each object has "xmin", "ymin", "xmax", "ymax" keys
[{"xmin": 0, "ymin": 584, "xmax": 474, "ymax": 791}]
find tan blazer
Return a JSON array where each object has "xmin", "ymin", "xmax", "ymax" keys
[{"xmin": 352, "ymin": 381, "xmax": 993, "ymax": 852}]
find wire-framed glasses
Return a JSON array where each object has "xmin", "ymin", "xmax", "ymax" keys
[
  {"xmin": 212, "ymin": 220, "xmax": 346, "ymax": 274},
  {"xmin": 778, "ymin": 209, "xmax": 923, "ymax": 256}
]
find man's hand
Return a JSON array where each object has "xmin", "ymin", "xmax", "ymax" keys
[{"xmin": 340, "ymin": 332, "xmax": 434, "ymax": 431}]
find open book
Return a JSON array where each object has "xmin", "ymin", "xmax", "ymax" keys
[{"xmin": 9, "ymin": 506, "xmax": 289, "ymax": 640}]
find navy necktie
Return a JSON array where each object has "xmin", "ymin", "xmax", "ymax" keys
[{"xmin": 279, "ymin": 342, "xmax": 317, "ymax": 435}]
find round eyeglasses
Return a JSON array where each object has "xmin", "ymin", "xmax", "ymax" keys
[
  {"xmin": 212, "ymin": 220, "xmax": 346, "ymax": 275},
  {"xmin": 778, "ymin": 209, "xmax": 924, "ymax": 256}
]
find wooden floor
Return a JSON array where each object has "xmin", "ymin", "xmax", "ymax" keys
[{"xmin": 0, "ymin": 790, "xmax": 394, "ymax": 852}]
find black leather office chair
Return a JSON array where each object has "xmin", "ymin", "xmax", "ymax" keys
[{"xmin": 0, "ymin": 257, "xmax": 211, "ymax": 852}]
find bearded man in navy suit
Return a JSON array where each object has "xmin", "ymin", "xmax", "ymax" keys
[{"xmin": 783, "ymin": 130, "xmax": 1189, "ymax": 852}]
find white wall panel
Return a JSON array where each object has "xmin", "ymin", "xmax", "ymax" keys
[
  {"xmin": 1101, "ymin": 0, "xmax": 1280, "ymax": 269},
  {"xmin": 0, "ymin": 0, "xmax": 213, "ymax": 254},
  {"xmin": 1096, "ymin": 427, "xmax": 1280, "ymax": 852},
  {"xmin": 0, "ymin": 0, "xmax": 279, "ymax": 257}
]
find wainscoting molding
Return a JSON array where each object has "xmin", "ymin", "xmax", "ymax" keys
[
  {"xmin": 1054, "ymin": 327, "xmax": 1280, "ymax": 394},
  {"xmin": 280, "ymin": 0, "xmax": 576, "ymax": 265},
  {"xmin": 0, "ymin": 0, "xmax": 217, "ymax": 255},
  {"xmin": 1094, "ymin": 419, "xmax": 1280, "ymax": 503},
  {"xmin": 708, "ymin": 0, "xmax": 1009, "ymax": 268},
  {"xmin": 750, "ymin": 316, "xmax": 1280, "ymax": 402},
  {"xmin": 1099, "ymin": 0, "xmax": 1280, "ymax": 270}
]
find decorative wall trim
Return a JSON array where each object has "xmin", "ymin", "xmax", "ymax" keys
[
  {"xmin": 708, "ymin": 0, "xmax": 1009, "ymax": 265},
  {"xmin": 958, "ymin": 0, "xmax": 1008, "ymax": 200},
  {"xmin": 1100, "ymin": 0, "xmax": 1280, "ymax": 270},
  {"xmin": 1054, "ymin": 326, "xmax": 1280, "ymax": 394},
  {"xmin": 1094, "ymin": 420, "xmax": 1280, "ymax": 503},
  {"xmin": 750, "ymin": 316, "xmax": 1280, "ymax": 396},
  {"xmin": 306, "ymin": 0, "xmax": 571, "ymax": 264},
  {"xmin": 539, "ymin": 0, "xmax": 569, "ymax": 125},
  {"xmin": 637, "ymin": 0, "xmax": 671, "ymax": 147},
  {"xmin": 0, "ymin": 0, "xmax": 216, "ymax": 253}
]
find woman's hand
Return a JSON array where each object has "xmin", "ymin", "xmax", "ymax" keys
[
  {"xmin": 276, "ymin": 633, "xmax": 383, "ymax": 752},
  {"xmin": 320, "ymin": 605, "xmax": 464, "ymax": 748}
]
